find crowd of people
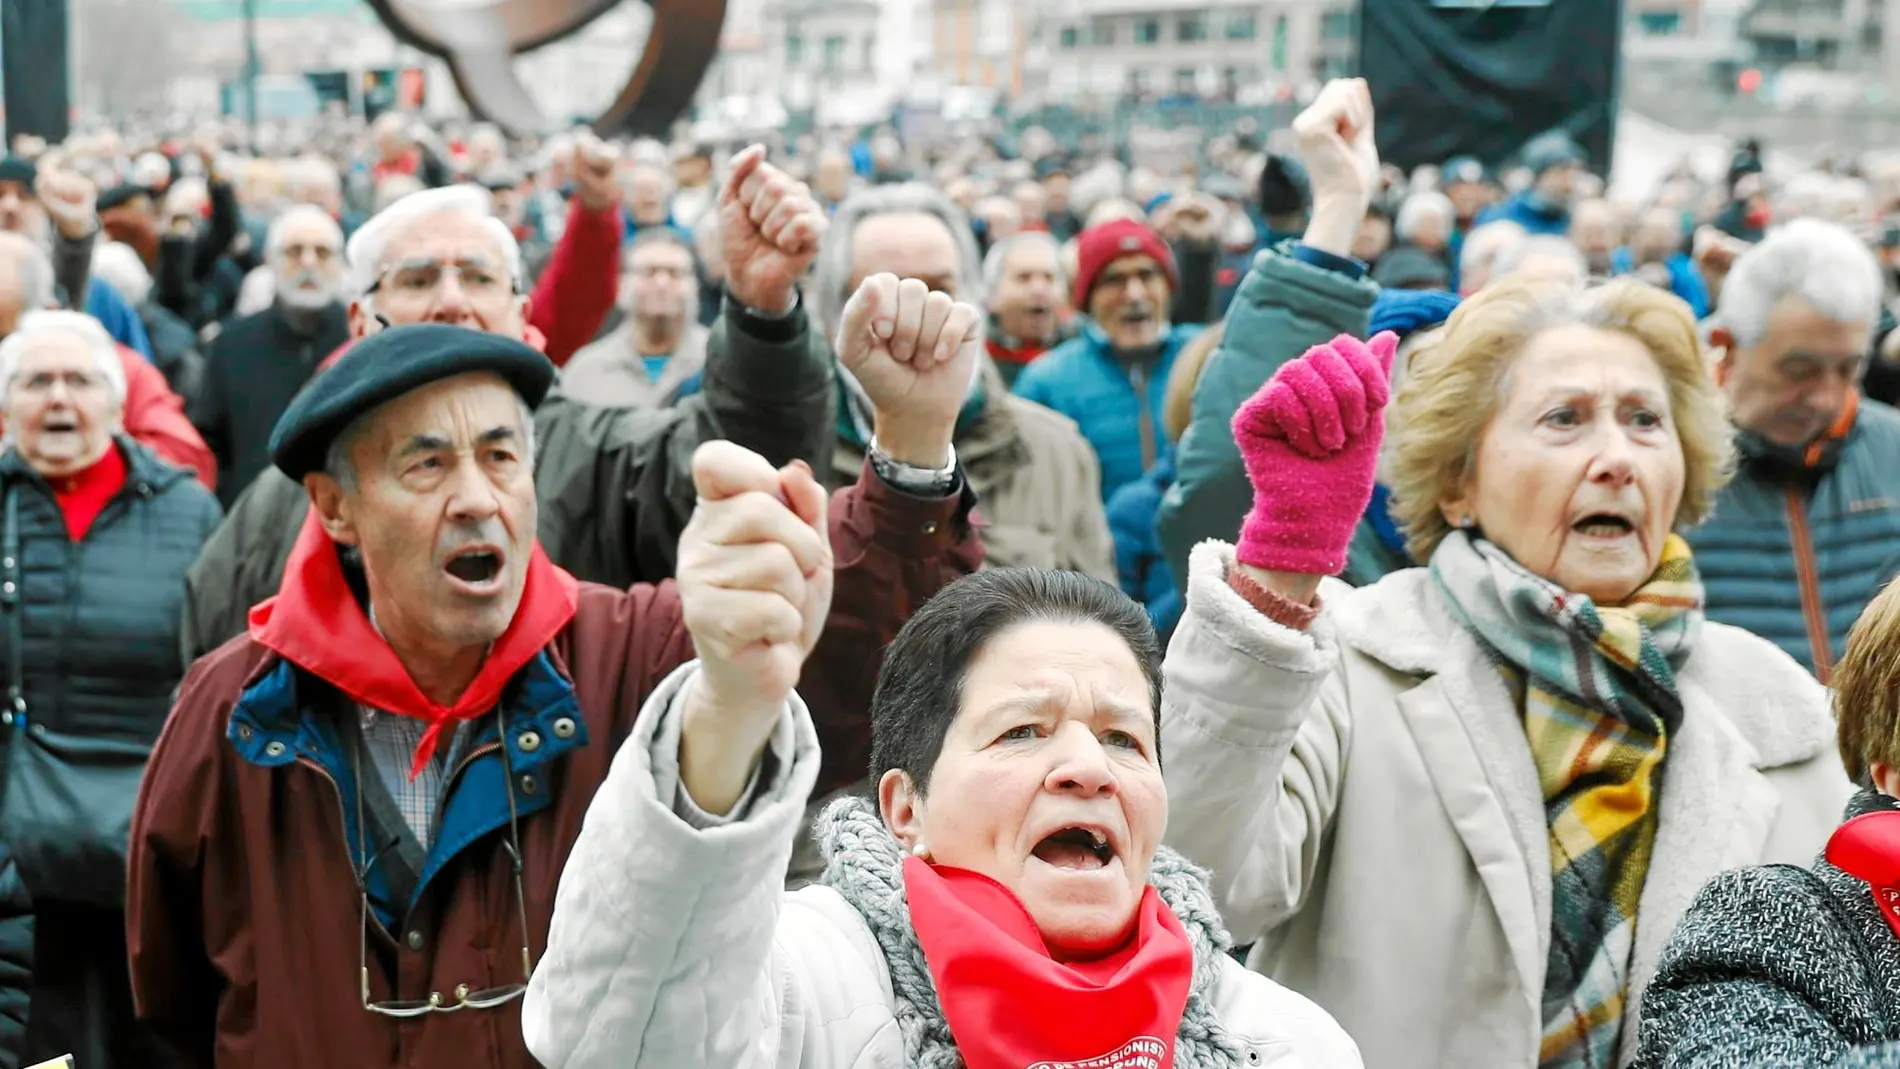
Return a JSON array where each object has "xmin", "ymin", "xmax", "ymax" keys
[{"xmin": 0, "ymin": 68, "xmax": 1896, "ymax": 1069}]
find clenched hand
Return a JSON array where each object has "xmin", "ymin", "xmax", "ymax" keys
[
  {"xmin": 721, "ymin": 146, "xmax": 825, "ymax": 316},
  {"xmin": 676, "ymin": 441, "xmax": 834, "ymax": 814}
]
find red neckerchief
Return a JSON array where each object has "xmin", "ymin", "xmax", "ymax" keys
[
  {"xmin": 248, "ymin": 510, "xmax": 578, "ymax": 779},
  {"xmin": 1825, "ymin": 808, "xmax": 1900, "ymax": 939},
  {"xmin": 986, "ymin": 337, "xmax": 1047, "ymax": 369},
  {"xmin": 49, "ymin": 443, "xmax": 128, "ymax": 541},
  {"xmin": 1806, "ymin": 390, "xmax": 1859, "ymax": 469},
  {"xmin": 903, "ymin": 857, "xmax": 1193, "ymax": 1069}
]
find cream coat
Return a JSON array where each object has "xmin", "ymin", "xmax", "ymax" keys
[
  {"xmin": 1161, "ymin": 542, "xmax": 1855, "ymax": 1069},
  {"xmin": 523, "ymin": 663, "xmax": 1366, "ymax": 1069}
]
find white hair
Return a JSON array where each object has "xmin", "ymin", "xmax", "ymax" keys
[
  {"xmin": 1717, "ymin": 217, "xmax": 1884, "ymax": 347},
  {"xmin": 981, "ymin": 231, "xmax": 1066, "ymax": 295},
  {"xmin": 1459, "ymin": 219, "xmax": 1529, "ymax": 284},
  {"xmin": 1396, "ymin": 190, "xmax": 1456, "ymax": 242},
  {"xmin": 266, "ymin": 204, "xmax": 344, "ymax": 260},
  {"xmin": 90, "ymin": 241, "xmax": 151, "ymax": 307},
  {"xmin": 0, "ymin": 310, "xmax": 126, "ymax": 404},
  {"xmin": 811, "ymin": 183, "xmax": 984, "ymax": 339},
  {"xmin": 1492, "ymin": 234, "xmax": 1589, "ymax": 283},
  {"xmin": 235, "ymin": 265, "xmax": 276, "ymax": 318},
  {"xmin": 344, "ymin": 184, "xmax": 522, "ymax": 300},
  {"xmin": 288, "ymin": 157, "xmax": 342, "ymax": 196}
]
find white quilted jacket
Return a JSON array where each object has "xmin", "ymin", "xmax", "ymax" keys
[{"xmin": 522, "ymin": 662, "xmax": 1366, "ymax": 1069}]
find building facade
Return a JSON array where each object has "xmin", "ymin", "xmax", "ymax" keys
[{"xmin": 1026, "ymin": 0, "xmax": 1356, "ymax": 104}]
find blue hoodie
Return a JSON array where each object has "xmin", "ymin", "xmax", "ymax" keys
[{"xmin": 87, "ymin": 278, "xmax": 153, "ymax": 359}]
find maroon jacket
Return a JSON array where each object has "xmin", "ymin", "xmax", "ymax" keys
[{"xmin": 126, "ymin": 466, "xmax": 981, "ymax": 1068}]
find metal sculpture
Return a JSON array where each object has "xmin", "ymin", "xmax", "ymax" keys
[{"xmin": 361, "ymin": 0, "xmax": 727, "ymax": 137}]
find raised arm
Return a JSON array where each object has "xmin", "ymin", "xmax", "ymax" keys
[
  {"xmin": 523, "ymin": 441, "xmax": 831, "ymax": 1069},
  {"xmin": 795, "ymin": 272, "xmax": 987, "ymax": 795},
  {"xmin": 528, "ymin": 135, "xmax": 623, "ymax": 367},
  {"xmin": 1161, "ymin": 327, "xmax": 1394, "ymax": 941},
  {"xmin": 1157, "ymin": 79, "xmax": 1381, "ymax": 592}
]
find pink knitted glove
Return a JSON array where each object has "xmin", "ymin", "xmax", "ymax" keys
[{"xmin": 1232, "ymin": 331, "xmax": 1398, "ymax": 575}]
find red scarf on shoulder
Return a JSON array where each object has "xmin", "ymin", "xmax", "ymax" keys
[
  {"xmin": 50, "ymin": 444, "xmax": 128, "ymax": 541},
  {"xmin": 903, "ymin": 856, "xmax": 1193, "ymax": 1069},
  {"xmin": 1828, "ymin": 805, "xmax": 1900, "ymax": 940},
  {"xmin": 248, "ymin": 511, "xmax": 579, "ymax": 778}
]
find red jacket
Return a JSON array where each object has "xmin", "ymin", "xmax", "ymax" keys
[
  {"xmin": 127, "ymin": 465, "xmax": 981, "ymax": 1069},
  {"xmin": 530, "ymin": 200, "xmax": 621, "ymax": 368},
  {"xmin": 119, "ymin": 345, "xmax": 216, "ymax": 492}
]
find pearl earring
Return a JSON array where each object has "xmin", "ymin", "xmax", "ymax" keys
[{"xmin": 911, "ymin": 842, "xmax": 931, "ymax": 861}]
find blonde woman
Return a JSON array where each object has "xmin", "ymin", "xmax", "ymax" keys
[{"xmin": 1162, "ymin": 274, "xmax": 1853, "ymax": 1069}]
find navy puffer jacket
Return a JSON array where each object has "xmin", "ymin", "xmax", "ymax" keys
[{"xmin": 1686, "ymin": 399, "xmax": 1900, "ymax": 679}]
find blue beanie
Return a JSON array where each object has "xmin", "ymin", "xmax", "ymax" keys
[{"xmin": 1369, "ymin": 288, "xmax": 1460, "ymax": 341}]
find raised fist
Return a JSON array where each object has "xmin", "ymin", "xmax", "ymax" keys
[
  {"xmin": 836, "ymin": 273, "xmax": 981, "ymax": 469},
  {"xmin": 676, "ymin": 441, "xmax": 834, "ymax": 724},
  {"xmin": 570, "ymin": 133, "xmax": 621, "ymax": 214},
  {"xmin": 35, "ymin": 168, "xmax": 96, "ymax": 242},
  {"xmin": 1292, "ymin": 78, "xmax": 1380, "ymax": 255},
  {"xmin": 720, "ymin": 145, "xmax": 825, "ymax": 315},
  {"xmin": 1232, "ymin": 331, "xmax": 1398, "ymax": 576}
]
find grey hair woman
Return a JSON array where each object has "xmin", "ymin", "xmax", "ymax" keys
[{"xmin": 0, "ymin": 309, "xmax": 220, "ymax": 1068}]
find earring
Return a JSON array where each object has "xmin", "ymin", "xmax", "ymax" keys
[
  {"xmin": 1457, "ymin": 515, "xmax": 1476, "ymax": 530},
  {"xmin": 911, "ymin": 842, "xmax": 931, "ymax": 861}
]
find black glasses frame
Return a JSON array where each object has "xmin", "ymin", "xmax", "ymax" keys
[{"xmin": 351, "ymin": 728, "xmax": 533, "ymax": 1017}]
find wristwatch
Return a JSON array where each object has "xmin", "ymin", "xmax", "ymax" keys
[{"xmin": 868, "ymin": 437, "xmax": 959, "ymax": 497}]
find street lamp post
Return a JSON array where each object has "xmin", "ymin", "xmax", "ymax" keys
[{"xmin": 243, "ymin": 0, "xmax": 260, "ymax": 145}]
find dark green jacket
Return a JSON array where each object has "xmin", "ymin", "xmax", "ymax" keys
[
  {"xmin": 1157, "ymin": 246, "xmax": 1378, "ymax": 593},
  {"xmin": 179, "ymin": 299, "xmax": 837, "ymax": 661}
]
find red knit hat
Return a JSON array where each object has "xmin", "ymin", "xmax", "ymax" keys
[{"xmin": 1071, "ymin": 218, "xmax": 1178, "ymax": 310}]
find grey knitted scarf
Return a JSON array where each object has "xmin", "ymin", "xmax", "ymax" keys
[{"xmin": 816, "ymin": 795, "xmax": 1247, "ymax": 1069}]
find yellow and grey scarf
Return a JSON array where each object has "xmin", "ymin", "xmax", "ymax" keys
[{"xmin": 1431, "ymin": 530, "xmax": 1701, "ymax": 1068}]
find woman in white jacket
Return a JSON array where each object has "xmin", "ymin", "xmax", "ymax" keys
[
  {"xmin": 1161, "ymin": 220, "xmax": 1853, "ymax": 1065},
  {"xmin": 521, "ymin": 560, "xmax": 1362, "ymax": 1068}
]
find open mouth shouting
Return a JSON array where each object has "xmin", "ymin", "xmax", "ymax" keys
[
  {"xmin": 1571, "ymin": 510, "xmax": 1638, "ymax": 541},
  {"xmin": 442, "ymin": 544, "xmax": 506, "ymax": 596},
  {"xmin": 1031, "ymin": 823, "xmax": 1119, "ymax": 874}
]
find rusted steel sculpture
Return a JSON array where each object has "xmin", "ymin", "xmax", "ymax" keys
[{"xmin": 362, "ymin": 0, "xmax": 727, "ymax": 137}]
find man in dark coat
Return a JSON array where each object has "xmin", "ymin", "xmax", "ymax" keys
[
  {"xmin": 178, "ymin": 146, "xmax": 831, "ymax": 659},
  {"xmin": 128, "ymin": 261, "xmax": 985, "ymax": 1065},
  {"xmin": 0, "ymin": 851, "xmax": 25, "ymax": 1069},
  {"xmin": 189, "ymin": 205, "xmax": 350, "ymax": 507}
]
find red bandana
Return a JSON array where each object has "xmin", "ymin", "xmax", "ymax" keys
[
  {"xmin": 1827, "ymin": 808, "xmax": 1900, "ymax": 940},
  {"xmin": 50, "ymin": 443, "xmax": 128, "ymax": 541},
  {"xmin": 903, "ymin": 856, "xmax": 1193, "ymax": 1069},
  {"xmin": 986, "ymin": 338, "xmax": 1048, "ymax": 371},
  {"xmin": 248, "ymin": 510, "xmax": 578, "ymax": 779}
]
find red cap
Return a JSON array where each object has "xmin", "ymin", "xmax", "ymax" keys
[{"xmin": 1071, "ymin": 218, "xmax": 1178, "ymax": 311}]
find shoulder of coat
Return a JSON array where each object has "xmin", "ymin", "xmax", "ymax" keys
[
  {"xmin": 779, "ymin": 884, "xmax": 897, "ymax": 996},
  {"xmin": 1000, "ymin": 393, "xmax": 1090, "ymax": 448},
  {"xmin": 1210, "ymin": 954, "xmax": 1366, "ymax": 1064},
  {"xmin": 1328, "ymin": 567, "xmax": 1452, "ymax": 675},
  {"xmin": 1680, "ymin": 621, "xmax": 1835, "ymax": 768}
]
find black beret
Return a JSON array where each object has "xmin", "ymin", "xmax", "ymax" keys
[
  {"xmin": 0, "ymin": 155, "xmax": 34, "ymax": 188},
  {"xmin": 270, "ymin": 324, "xmax": 556, "ymax": 482},
  {"xmin": 97, "ymin": 184, "xmax": 152, "ymax": 212}
]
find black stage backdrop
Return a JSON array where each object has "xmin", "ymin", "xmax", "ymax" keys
[
  {"xmin": 1358, "ymin": 0, "xmax": 1622, "ymax": 173},
  {"xmin": 1, "ymin": 0, "xmax": 70, "ymax": 144}
]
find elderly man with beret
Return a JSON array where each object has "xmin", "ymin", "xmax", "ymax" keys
[
  {"xmin": 180, "ymin": 145, "xmax": 838, "ymax": 657},
  {"xmin": 126, "ymin": 256, "xmax": 985, "ymax": 1067}
]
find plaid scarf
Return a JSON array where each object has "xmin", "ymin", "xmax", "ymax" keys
[{"xmin": 1430, "ymin": 530, "xmax": 1702, "ymax": 1069}]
